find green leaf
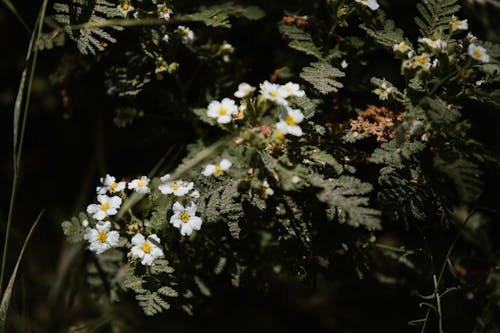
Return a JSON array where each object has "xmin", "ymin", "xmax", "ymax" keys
[
  {"xmin": 309, "ymin": 175, "xmax": 381, "ymax": 230},
  {"xmin": 361, "ymin": 19, "xmax": 407, "ymax": 48},
  {"xmin": 278, "ymin": 23, "xmax": 322, "ymax": 59},
  {"xmin": 300, "ymin": 61, "xmax": 345, "ymax": 94},
  {"xmin": 61, "ymin": 212, "xmax": 87, "ymax": 244},
  {"xmin": 1, "ymin": 211, "xmax": 43, "ymax": 332}
]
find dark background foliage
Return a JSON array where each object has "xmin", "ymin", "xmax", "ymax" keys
[{"xmin": 1, "ymin": 0, "xmax": 500, "ymax": 332}]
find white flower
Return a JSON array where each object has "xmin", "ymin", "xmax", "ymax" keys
[
  {"xmin": 260, "ymin": 80, "xmax": 288, "ymax": 105},
  {"xmin": 86, "ymin": 195, "xmax": 122, "ymax": 221},
  {"xmin": 157, "ymin": 3, "xmax": 173, "ymax": 21},
  {"xmin": 355, "ymin": 0, "xmax": 379, "ymax": 11},
  {"xmin": 468, "ymin": 44, "xmax": 490, "ymax": 62},
  {"xmin": 393, "ymin": 41, "xmax": 412, "ymax": 55},
  {"xmin": 170, "ymin": 202, "xmax": 202, "ymax": 236},
  {"xmin": 84, "ymin": 221, "xmax": 120, "ymax": 254},
  {"xmin": 117, "ymin": 1, "xmax": 134, "ymax": 17},
  {"xmin": 155, "ymin": 57, "xmax": 168, "ymax": 74},
  {"xmin": 276, "ymin": 107, "xmax": 304, "ymax": 137},
  {"xmin": 159, "ymin": 177, "xmax": 194, "ymax": 196},
  {"xmin": 450, "ymin": 16, "xmax": 468, "ymax": 31},
  {"xmin": 202, "ymin": 159, "xmax": 232, "ymax": 177},
  {"xmin": 372, "ymin": 80, "xmax": 395, "ymax": 101},
  {"xmin": 96, "ymin": 174, "xmax": 126, "ymax": 195},
  {"xmin": 292, "ymin": 176, "xmax": 301, "ymax": 184},
  {"xmin": 341, "ymin": 60, "xmax": 349, "ymax": 68},
  {"xmin": 279, "ymin": 82, "xmax": 305, "ymax": 98},
  {"xmin": 190, "ymin": 189, "xmax": 200, "ymax": 199},
  {"xmin": 404, "ymin": 53, "xmax": 432, "ymax": 71},
  {"xmin": 82, "ymin": 219, "xmax": 89, "ymax": 227},
  {"xmin": 418, "ymin": 38, "xmax": 447, "ymax": 51},
  {"xmin": 261, "ymin": 180, "xmax": 274, "ymax": 198},
  {"xmin": 162, "ymin": 34, "xmax": 170, "ymax": 43},
  {"xmin": 207, "ymin": 98, "xmax": 238, "ymax": 124},
  {"xmin": 176, "ymin": 25, "xmax": 194, "ymax": 43},
  {"xmin": 234, "ymin": 82, "xmax": 255, "ymax": 98},
  {"xmin": 128, "ymin": 176, "xmax": 150, "ymax": 193},
  {"xmin": 467, "ymin": 32, "xmax": 477, "ymax": 43},
  {"xmin": 130, "ymin": 233, "xmax": 164, "ymax": 266}
]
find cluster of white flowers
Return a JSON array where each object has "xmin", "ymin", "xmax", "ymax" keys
[
  {"xmin": 205, "ymin": 80, "xmax": 306, "ymax": 138},
  {"xmin": 158, "ymin": 174, "xmax": 195, "ymax": 196}
]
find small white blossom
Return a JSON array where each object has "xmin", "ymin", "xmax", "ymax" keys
[
  {"xmin": 96, "ymin": 174, "xmax": 126, "ymax": 195},
  {"xmin": 292, "ymin": 176, "xmax": 301, "ymax": 184},
  {"xmin": 260, "ymin": 80, "xmax": 288, "ymax": 105},
  {"xmin": 279, "ymin": 82, "xmax": 305, "ymax": 98},
  {"xmin": 82, "ymin": 219, "xmax": 89, "ymax": 227},
  {"xmin": 234, "ymin": 82, "xmax": 255, "ymax": 98},
  {"xmin": 393, "ymin": 41, "xmax": 412, "ymax": 55},
  {"xmin": 261, "ymin": 180, "xmax": 274, "ymax": 198},
  {"xmin": 162, "ymin": 34, "xmax": 170, "ymax": 43},
  {"xmin": 418, "ymin": 38, "xmax": 447, "ymax": 51},
  {"xmin": 159, "ymin": 175, "xmax": 194, "ymax": 196},
  {"xmin": 130, "ymin": 233, "xmax": 164, "ymax": 266},
  {"xmin": 170, "ymin": 202, "xmax": 203, "ymax": 236},
  {"xmin": 117, "ymin": 1, "xmax": 134, "ymax": 17},
  {"xmin": 223, "ymin": 55, "xmax": 231, "ymax": 63},
  {"xmin": 372, "ymin": 80, "xmax": 395, "ymax": 101},
  {"xmin": 190, "ymin": 189, "xmax": 200, "ymax": 199},
  {"xmin": 157, "ymin": 3, "xmax": 173, "ymax": 21},
  {"xmin": 341, "ymin": 60, "xmax": 349, "ymax": 69},
  {"xmin": 207, "ymin": 98, "xmax": 238, "ymax": 124},
  {"xmin": 86, "ymin": 195, "xmax": 122, "ymax": 221},
  {"xmin": 276, "ymin": 107, "xmax": 304, "ymax": 137},
  {"xmin": 467, "ymin": 32, "xmax": 477, "ymax": 43},
  {"xmin": 468, "ymin": 44, "xmax": 490, "ymax": 62},
  {"xmin": 128, "ymin": 176, "xmax": 151, "ymax": 193},
  {"xmin": 355, "ymin": 0, "xmax": 379, "ymax": 11},
  {"xmin": 176, "ymin": 25, "xmax": 194, "ymax": 43},
  {"xmin": 404, "ymin": 53, "xmax": 432, "ymax": 71},
  {"xmin": 84, "ymin": 221, "xmax": 120, "ymax": 254},
  {"xmin": 202, "ymin": 159, "xmax": 232, "ymax": 177},
  {"xmin": 450, "ymin": 16, "xmax": 468, "ymax": 31},
  {"xmin": 155, "ymin": 57, "xmax": 168, "ymax": 74}
]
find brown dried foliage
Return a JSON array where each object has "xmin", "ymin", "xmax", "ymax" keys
[{"xmin": 350, "ymin": 105, "xmax": 403, "ymax": 143}]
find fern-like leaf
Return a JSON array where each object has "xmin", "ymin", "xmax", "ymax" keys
[
  {"xmin": 309, "ymin": 175, "xmax": 382, "ymax": 230},
  {"xmin": 300, "ymin": 61, "xmax": 345, "ymax": 94},
  {"xmin": 52, "ymin": 0, "xmax": 123, "ymax": 55},
  {"xmin": 278, "ymin": 22, "xmax": 322, "ymax": 59},
  {"xmin": 361, "ymin": 19, "xmax": 407, "ymax": 48},
  {"xmin": 415, "ymin": 0, "xmax": 460, "ymax": 36}
]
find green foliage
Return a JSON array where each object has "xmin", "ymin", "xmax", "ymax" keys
[
  {"xmin": 309, "ymin": 175, "xmax": 381, "ymax": 230},
  {"xmin": 184, "ymin": 2, "xmax": 264, "ymax": 28},
  {"xmin": 61, "ymin": 212, "xmax": 87, "ymax": 243},
  {"xmin": 415, "ymin": 0, "xmax": 460, "ymax": 36},
  {"xmin": 300, "ymin": 61, "xmax": 345, "ymax": 94},
  {"xmin": 51, "ymin": 0, "xmax": 123, "ymax": 54},
  {"xmin": 361, "ymin": 19, "xmax": 407, "ymax": 48},
  {"xmin": 278, "ymin": 23, "xmax": 322, "ymax": 59}
]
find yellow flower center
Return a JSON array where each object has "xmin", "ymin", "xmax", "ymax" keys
[
  {"xmin": 110, "ymin": 182, "xmax": 118, "ymax": 191},
  {"xmin": 285, "ymin": 115, "xmax": 296, "ymax": 126},
  {"xmin": 474, "ymin": 49, "xmax": 482, "ymax": 59},
  {"xmin": 180, "ymin": 211, "xmax": 190, "ymax": 223},
  {"xmin": 137, "ymin": 180, "xmax": 144, "ymax": 187},
  {"xmin": 275, "ymin": 131, "xmax": 285, "ymax": 141},
  {"xmin": 180, "ymin": 29, "xmax": 188, "ymax": 36},
  {"xmin": 100, "ymin": 202, "xmax": 110, "ymax": 211},
  {"xmin": 122, "ymin": 3, "xmax": 129, "ymax": 10},
  {"xmin": 171, "ymin": 183, "xmax": 180, "ymax": 190},
  {"xmin": 218, "ymin": 108, "xmax": 227, "ymax": 116},
  {"xmin": 97, "ymin": 231, "xmax": 107, "ymax": 243},
  {"xmin": 270, "ymin": 91, "xmax": 278, "ymax": 97},
  {"xmin": 416, "ymin": 56, "xmax": 428, "ymax": 65},
  {"xmin": 214, "ymin": 165, "xmax": 223, "ymax": 176},
  {"xmin": 141, "ymin": 242, "xmax": 151, "ymax": 254}
]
